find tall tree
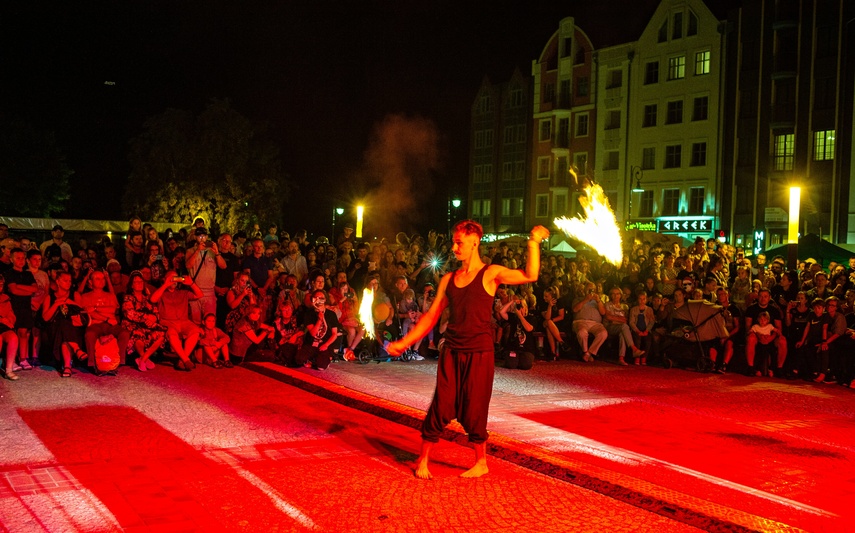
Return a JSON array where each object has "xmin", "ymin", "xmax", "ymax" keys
[
  {"xmin": 124, "ymin": 99, "xmax": 291, "ymax": 233},
  {"xmin": 0, "ymin": 122, "xmax": 72, "ymax": 217}
]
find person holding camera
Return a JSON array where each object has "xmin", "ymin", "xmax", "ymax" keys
[
  {"xmin": 186, "ymin": 227, "xmax": 226, "ymax": 325},
  {"xmin": 571, "ymin": 281, "xmax": 608, "ymax": 362},
  {"xmin": 225, "ymin": 273, "xmax": 258, "ymax": 333},
  {"xmin": 496, "ymin": 291, "xmax": 536, "ymax": 370},
  {"xmin": 150, "ymin": 271, "xmax": 204, "ymax": 370}
]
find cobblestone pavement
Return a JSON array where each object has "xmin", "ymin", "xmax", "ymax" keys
[
  {"xmin": 0, "ymin": 362, "xmax": 704, "ymax": 532},
  {"xmin": 247, "ymin": 355, "xmax": 855, "ymax": 533}
]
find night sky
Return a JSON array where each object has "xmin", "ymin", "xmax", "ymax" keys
[{"xmin": 1, "ymin": 0, "xmax": 735, "ymax": 238}]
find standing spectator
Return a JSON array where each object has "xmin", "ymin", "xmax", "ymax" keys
[
  {"xmin": 185, "ymin": 227, "xmax": 226, "ymax": 325},
  {"xmin": 263, "ymin": 224, "xmax": 279, "ymax": 245},
  {"xmin": 281, "ymin": 240, "xmax": 308, "ymax": 286},
  {"xmin": 5, "ymin": 248, "xmax": 38, "ymax": 370},
  {"xmin": 124, "ymin": 231, "xmax": 146, "ymax": 273},
  {"xmin": 144, "ymin": 242, "xmax": 169, "ymax": 288},
  {"xmin": 242, "ymin": 238, "xmax": 276, "ymax": 319},
  {"xmin": 39, "ymin": 225, "xmax": 73, "ymax": 264},
  {"xmin": 214, "ymin": 233, "xmax": 242, "ymax": 328}
]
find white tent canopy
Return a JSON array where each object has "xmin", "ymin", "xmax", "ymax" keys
[
  {"xmin": 549, "ymin": 240, "xmax": 577, "ymax": 256},
  {"xmin": 0, "ymin": 216, "xmax": 182, "ymax": 234}
]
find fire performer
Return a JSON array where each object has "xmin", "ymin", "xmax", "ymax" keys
[{"xmin": 388, "ymin": 221, "xmax": 549, "ymax": 479}]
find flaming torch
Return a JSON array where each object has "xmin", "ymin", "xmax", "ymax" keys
[
  {"xmin": 554, "ymin": 169, "xmax": 623, "ymax": 266},
  {"xmin": 359, "ymin": 288, "xmax": 376, "ymax": 339}
]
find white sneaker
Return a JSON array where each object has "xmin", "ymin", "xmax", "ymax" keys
[{"xmin": 411, "ymin": 354, "xmax": 425, "ymax": 361}]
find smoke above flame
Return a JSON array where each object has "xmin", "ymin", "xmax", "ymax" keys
[{"xmin": 554, "ymin": 183, "xmax": 623, "ymax": 266}]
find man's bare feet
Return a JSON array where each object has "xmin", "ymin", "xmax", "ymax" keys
[
  {"xmin": 460, "ymin": 460, "xmax": 489, "ymax": 478},
  {"xmin": 414, "ymin": 459, "xmax": 433, "ymax": 480}
]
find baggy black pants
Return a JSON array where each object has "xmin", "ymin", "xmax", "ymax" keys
[{"xmin": 421, "ymin": 345, "xmax": 494, "ymax": 444}]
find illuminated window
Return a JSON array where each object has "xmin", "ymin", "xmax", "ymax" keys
[
  {"xmin": 539, "ymin": 119, "xmax": 552, "ymax": 142},
  {"xmin": 695, "ymin": 50, "xmax": 710, "ymax": 75},
  {"xmin": 643, "ymin": 104, "xmax": 657, "ymax": 127},
  {"xmin": 662, "ymin": 188, "xmax": 680, "ymax": 215},
  {"xmin": 666, "ymin": 100, "xmax": 683, "ymax": 124},
  {"xmin": 537, "ymin": 157, "xmax": 551, "ymax": 179},
  {"xmin": 774, "ymin": 133, "xmax": 794, "ymax": 170},
  {"xmin": 554, "ymin": 193, "xmax": 568, "ymax": 216},
  {"xmin": 668, "ymin": 56, "xmax": 685, "ymax": 80},
  {"xmin": 692, "ymin": 96, "xmax": 708, "ymax": 121},
  {"xmin": 691, "ymin": 142, "xmax": 707, "ymax": 166},
  {"xmin": 814, "ymin": 130, "xmax": 835, "ymax": 161},
  {"xmin": 689, "ymin": 187, "xmax": 704, "ymax": 215},
  {"xmin": 664, "ymin": 144, "xmax": 682, "ymax": 168},
  {"xmin": 535, "ymin": 194, "xmax": 549, "ymax": 218}
]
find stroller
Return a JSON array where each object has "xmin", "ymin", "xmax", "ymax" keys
[{"xmin": 663, "ymin": 299, "xmax": 728, "ymax": 372}]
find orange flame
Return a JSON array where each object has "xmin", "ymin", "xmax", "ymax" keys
[
  {"xmin": 554, "ymin": 183, "xmax": 623, "ymax": 266},
  {"xmin": 359, "ymin": 288, "xmax": 376, "ymax": 339}
]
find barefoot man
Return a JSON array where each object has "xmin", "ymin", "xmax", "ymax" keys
[{"xmin": 388, "ymin": 221, "xmax": 549, "ymax": 479}]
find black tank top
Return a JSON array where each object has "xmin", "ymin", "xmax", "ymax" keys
[{"xmin": 444, "ymin": 265, "xmax": 494, "ymax": 352}]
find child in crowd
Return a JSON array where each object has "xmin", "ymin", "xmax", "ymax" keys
[
  {"xmin": 629, "ymin": 290, "xmax": 654, "ymax": 365},
  {"xmin": 274, "ymin": 299, "xmax": 304, "ymax": 365},
  {"xmin": 398, "ymin": 288, "xmax": 422, "ymax": 350},
  {"xmin": 198, "ymin": 313, "xmax": 232, "ymax": 368}
]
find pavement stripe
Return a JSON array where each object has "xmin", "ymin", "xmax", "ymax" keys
[{"xmin": 246, "ymin": 362, "xmax": 808, "ymax": 533}]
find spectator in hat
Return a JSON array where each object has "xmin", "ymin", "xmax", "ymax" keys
[
  {"xmin": 39, "ymin": 225, "xmax": 73, "ymax": 263},
  {"xmin": 336, "ymin": 223, "xmax": 355, "ymax": 248}
]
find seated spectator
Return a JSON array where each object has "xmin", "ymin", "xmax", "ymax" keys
[
  {"xmin": 538, "ymin": 285, "xmax": 568, "ymax": 359},
  {"xmin": 821, "ymin": 296, "xmax": 848, "ymax": 385},
  {"xmin": 0, "ymin": 275, "xmax": 21, "ymax": 380},
  {"xmin": 78, "ymin": 269, "xmax": 131, "ymax": 371},
  {"xmin": 122, "ymin": 271, "xmax": 167, "ymax": 371},
  {"xmin": 274, "ymin": 298, "xmax": 304, "ymax": 365},
  {"xmin": 198, "ymin": 313, "xmax": 232, "ymax": 368},
  {"xmin": 41, "ymin": 271, "xmax": 87, "ymax": 378},
  {"xmin": 333, "ymin": 279, "xmax": 363, "ymax": 356},
  {"xmin": 145, "ymin": 241, "xmax": 169, "ymax": 287},
  {"xmin": 150, "ymin": 271, "xmax": 204, "ymax": 370},
  {"xmin": 106, "ymin": 259, "xmax": 128, "ymax": 296},
  {"xmin": 710, "ymin": 288, "xmax": 741, "ymax": 374},
  {"xmin": 603, "ymin": 287, "xmax": 646, "ymax": 365},
  {"xmin": 225, "ymin": 273, "xmax": 258, "ymax": 332},
  {"xmin": 629, "ymin": 290, "xmax": 654, "ymax": 365},
  {"xmin": 229, "ymin": 304, "xmax": 275, "ymax": 362},
  {"xmin": 496, "ymin": 291, "xmax": 536, "ymax": 370},
  {"xmin": 295, "ymin": 290, "xmax": 340, "ymax": 370},
  {"xmin": 748, "ymin": 311, "xmax": 780, "ymax": 376},
  {"xmin": 571, "ymin": 282, "xmax": 608, "ymax": 362},
  {"xmin": 785, "ymin": 291, "xmax": 811, "ymax": 378},
  {"xmin": 744, "ymin": 288, "xmax": 787, "ymax": 377},
  {"xmin": 398, "ymin": 288, "xmax": 425, "ymax": 359}
]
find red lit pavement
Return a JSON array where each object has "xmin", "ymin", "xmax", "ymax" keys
[
  {"xmin": 247, "ymin": 356, "xmax": 855, "ymax": 533},
  {"xmin": 1, "ymin": 362, "xmax": 705, "ymax": 533}
]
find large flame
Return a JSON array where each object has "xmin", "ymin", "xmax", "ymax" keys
[
  {"xmin": 554, "ymin": 183, "xmax": 623, "ymax": 266},
  {"xmin": 359, "ymin": 288, "xmax": 376, "ymax": 339}
]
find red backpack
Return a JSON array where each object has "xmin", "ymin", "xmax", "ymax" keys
[{"xmin": 94, "ymin": 334, "xmax": 121, "ymax": 374}]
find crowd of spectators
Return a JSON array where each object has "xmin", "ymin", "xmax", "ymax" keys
[{"xmin": 0, "ymin": 220, "xmax": 853, "ymax": 390}]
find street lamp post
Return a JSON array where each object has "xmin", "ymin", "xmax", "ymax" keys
[
  {"xmin": 788, "ymin": 187, "xmax": 800, "ymax": 269},
  {"xmin": 628, "ymin": 166, "xmax": 644, "ymax": 223},
  {"xmin": 447, "ymin": 197, "xmax": 461, "ymax": 236},
  {"xmin": 332, "ymin": 207, "xmax": 344, "ymax": 244}
]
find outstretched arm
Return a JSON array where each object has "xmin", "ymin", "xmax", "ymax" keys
[{"xmin": 388, "ymin": 273, "xmax": 451, "ymax": 355}]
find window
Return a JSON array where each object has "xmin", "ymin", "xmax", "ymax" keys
[
  {"xmin": 537, "ymin": 157, "xmax": 551, "ymax": 179},
  {"xmin": 535, "ymin": 194, "xmax": 549, "ymax": 218},
  {"xmin": 604, "ymin": 151, "xmax": 619, "ymax": 170},
  {"xmin": 668, "ymin": 56, "xmax": 686, "ymax": 80},
  {"xmin": 639, "ymin": 190, "xmax": 654, "ymax": 217},
  {"xmin": 539, "ymin": 119, "xmax": 552, "ymax": 142},
  {"xmin": 501, "ymin": 198, "xmax": 510, "ymax": 216},
  {"xmin": 562, "ymin": 37, "xmax": 573, "ymax": 58},
  {"xmin": 559, "ymin": 79, "xmax": 571, "ymax": 107},
  {"xmin": 689, "ymin": 187, "xmax": 704, "ymax": 215},
  {"xmin": 503, "ymin": 126, "xmax": 514, "ymax": 145},
  {"xmin": 472, "ymin": 200, "xmax": 481, "ymax": 216},
  {"xmin": 691, "ymin": 142, "xmax": 707, "ymax": 166},
  {"xmin": 665, "ymin": 144, "xmax": 682, "ymax": 168},
  {"xmin": 815, "ymin": 77, "xmax": 835, "ymax": 109},
  {"xmin": 645, "ymin": 61, "xmax": 659, "ymax": 84},
  {"xmin": 814, "ymin": 130, "xmax": 835, "ymax": 161},
  {"xmin": 502, "ymin": 161, "xmax": 514, "ymax": 179},
  {"xmin": 474, "ymin": 130, "xmax": 485, "ymax": 149},
  {"xmin": 509, "ymin": 87, "xmax": 523, "ymax": 108},
  {"xmin": 643, "ymin": 104, "xmax": 657, "ymax": 127},
  {"xmin": 695, "ymin": 50, "xmax": 710, "ymax": 75},
  {"xmin": 574, "ymin": 152, "xmax": 588, "ymax": 175},
  {"xmin": 473, "ymin": 165, "xmax": 483, "ymax": 182},
  {"xmin": 483, "ymin": 164, "xmax": 493, "ymax": 182},
  {"xmin": 658, "ymin": 20, "xmax": 668, "ymax": 43},
  {"xmin": 774, "ymin": 133, "xmax": 794, "ymax": 170},
  {"xmin": 543, "ymin": 83, "xmax": 555, "ymax": 104},
  {"xmin": 516, "ymin": 125, "xmax": 526, "ymax": 143},
  {"xmin": 576, "ymin": 114, "xmax": 589, "ymax": 136},
  {"xmin": 577, "ymin": 77, "xmax": 589, "ymax": 97},
  {"xmin": 642, "ymin": 147, "xmax": 656, "ymax": 170},
  {"xmin": 557, "ymin": 118, "xmax": 570, "ymax": 146},
  {"xmin": 605, "ymin": 110, "xmax": 621, "ymax": 130},
  {"xmin": 554, "ymin": 193, "xmax": 568, "ymax": 216},
  {"xmin": 515, "ymin": 161, "xmax": 525, "ymax": 178},
  {"xmin": 662, "ymin": 188, "xmax": 680, "ymax": 216},
  {"xmin": 481, "ymin": 200, "xmax": 491, "ymax": 216},
  {"xmin": 687, "ymin": 11, "xmax": 698, "ymax": 36},
  {"xmin": 666, "ymin": 100, "xmax": 683, "ymax": 124},
  {"xmin": 479, "ymin": 93, "xmax": 491, "ymax": 114},
  {"xmin": 692, "ymin": 96, "xmax": 708, "ymax": 121},
  {"xmin": 607, "ymin": 69, "xmax": 623, "ymax": 89},
  {"xmin": 673, "ymin": 12, "xmax": 683, "ymax": 39}
]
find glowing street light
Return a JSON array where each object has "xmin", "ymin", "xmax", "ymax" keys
[
  {"xmin": 788, "ymin": 186, "xmax": 800, "ymax": 269},
  {"xmin": 447, "ymin": 197, "xmax": 462, "ymax": 236},
  {"xmin": 356, "ymin": 205, "xmax": 364, "ymax": 238},
  {"xmin": 332, "ymin": 207, "xmax": 344, "ymax": 243}
]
